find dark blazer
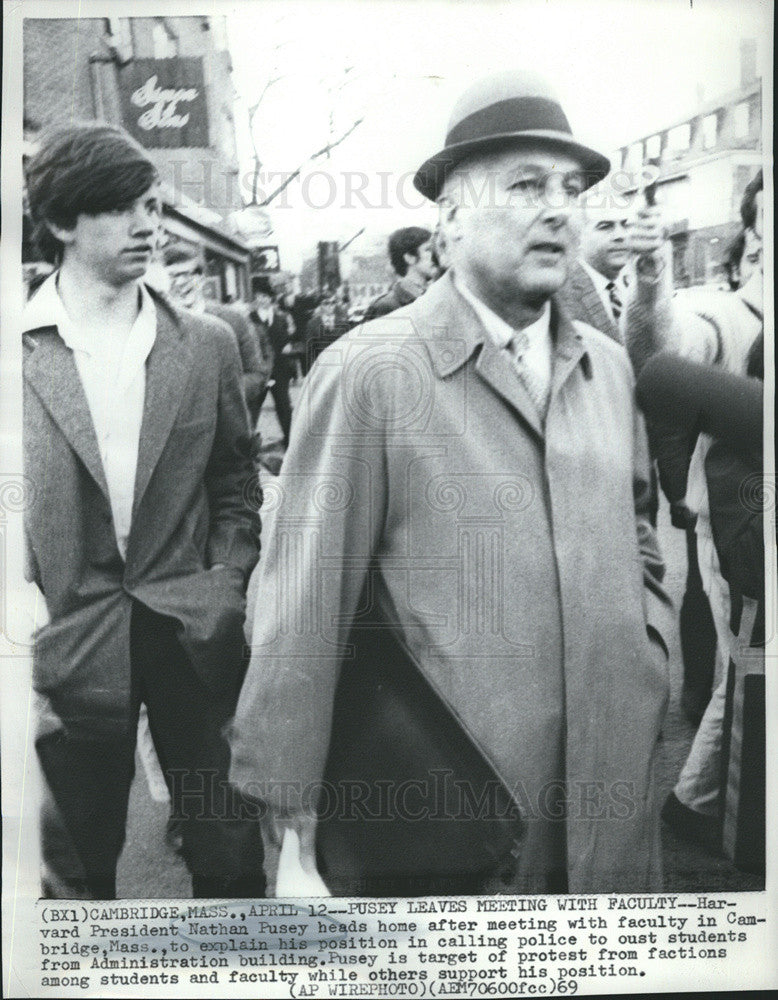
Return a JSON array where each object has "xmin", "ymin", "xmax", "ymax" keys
[
  {"xmin": 557, "ymin": 260, "xmax": 621, "ymax": 343},
  {"xmin": 24, "ymin": 287, "xmax": 260, "ymax": 735},
  {"xmin": 206, "ymin": 301, "xmax": 266, "ymax": 412},
  {"xmin": 249, "ymin": 309, "xmax": 294, "ymax": 381},
  {"xmin": 362, "ymin": 279, "xmax": 417, "ymax": 322}
]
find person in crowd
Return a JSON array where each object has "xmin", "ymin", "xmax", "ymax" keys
[
  {"xmin": 362, "ymin": 226, "xmax": 436, "ymax": 320},
  {"xmin": 557, "ymin": 204, "xmax": 631, "ymax": 342},
  {"xmin": 636, "ymin": 340, "xmax": 765, "ymax": 865},
  {"xmin": 230, "ymin": 71, "xmax": 672, "ymax": 896},
  {"xmin": 638, "ymin": 214, "xmax": 761, "ymax": 726},
  {"xmin": 722, "ymin": 225, "xmax": 762, "ymax": 291},
  {"xmin": 304, "ymin": 295, "xmax": 351, "ymax": 363},
  {"xmin": 280, "ymin": 280, "xmax": 320, "ymax": 376},
  {"xmin": 250, "ymin": 277, "xmax": 294, "ymax": 449},
  {"xmin": 624, "ymin": 169, "xmax": 763, "ymax": 848},
  {"xmin": 163, "ymin": 244, "xmax": 267, "ymax": 428},
  {"xmin": 23, "ymin": 122, "xmax": 266, "ymax": 899}
]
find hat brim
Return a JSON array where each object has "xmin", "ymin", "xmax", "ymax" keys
[{"xmin": 413, "ymin": 131, "xmax": 610, "ymax": 202}]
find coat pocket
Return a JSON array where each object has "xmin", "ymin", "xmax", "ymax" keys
[
  {"xmin": 32, "ymin": 592, "xmax": 132, "ymax": 733},
  {"xmin": 137, "ymin": 568, "xmax": 247, "ymax": 695}
]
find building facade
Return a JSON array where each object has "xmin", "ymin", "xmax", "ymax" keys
[
  {"xmin": 24, "ymin": 15, "xmax": 251, "ymax": 300},
  {"xmin": 612, "ymin": 43, "xmax": 763, "ymax": 287}
]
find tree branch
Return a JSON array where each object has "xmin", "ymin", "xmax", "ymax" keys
[{"xmin": 258, "ymin": 117, "xmax": 365, "ymax": 207}]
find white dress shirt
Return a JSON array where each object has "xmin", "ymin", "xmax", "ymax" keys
[
  {"xmin": 23, "ymin": 274, "xmax": 157, "ymax": 559},
  {"xmin": 454, "ymin": 275, "xmax": 553, "ymax": 401}
]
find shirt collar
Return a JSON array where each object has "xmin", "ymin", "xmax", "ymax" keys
[
  {"xmin": 579, "ymin": 258, "xmax": 611, "ymax": 295},
  {"xmin": 453, "ymin": 274, "xmax": 550, "ymax": 350},
  {"xmin": 23, "ymin": 271, "xmax": 157, "ymax": 360}
]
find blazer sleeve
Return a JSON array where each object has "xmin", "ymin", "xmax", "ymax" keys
[
  {"xmin": 204, "ymin": 324, "xmax": 261, "ymax": 578},
  {"xmin": 231, "ymin": 309, "xmax": 266, "ymax": 404},
  {"xmin": 230, "ymin": 338, "xmax": 389, "ymax": 813}
]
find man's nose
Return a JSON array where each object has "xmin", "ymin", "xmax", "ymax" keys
[
  {"xmin": 129, "ymin": 203, "xmax": 157, "ymax": 234},
  {"xmin": 612, "ymin": 220, "xmax": 629, "ymax": 241},
  {"xmin": 539, "ymin": 176, "xmax": 575, "ymax": 226}
]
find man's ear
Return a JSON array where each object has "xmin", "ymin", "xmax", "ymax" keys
[
  {"xmin": 44, "ymin": 219, "xmax": 77, "ymax": 246},
  {"xmin": 403, "ymin": 249, "xmax": 419, "ymax": 270}
]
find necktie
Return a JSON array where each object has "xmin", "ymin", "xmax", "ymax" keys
[
  {"xmin": 606, "ymin": 280, "xmax": 623, "ymax": 321},
  {"xmin": 508, "ymin": 328, "xmax": 550, "ymax": 421}
]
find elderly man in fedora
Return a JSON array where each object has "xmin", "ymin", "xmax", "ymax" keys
[{"xmin": 231, "ymin": 71, "xmax": 673, "ymax": 896}]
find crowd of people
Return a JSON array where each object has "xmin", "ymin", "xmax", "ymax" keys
[{"xmin": 21, "ymin": 68, "xmax": 766, "ymax": 900}]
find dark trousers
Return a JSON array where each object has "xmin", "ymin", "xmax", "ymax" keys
[
  {"xmin": 37, "ymin": 601, "xmax": 266, "ymax": 899},
  {"xmin": 257, "ymin": 375, "xmax": 293, "ymax": 447},
  {"xmin": 679, "ymin": 524, "xmax": 717, "ymax": 721}
]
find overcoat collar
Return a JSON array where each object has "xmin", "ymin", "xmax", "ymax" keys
[
  {"xmin": 23, "ymin": 282, "xmax": 192, "ymax": 512},
  {"xmin": 416, "ymin": 271, "xmax": 591, "ymax": 440}
]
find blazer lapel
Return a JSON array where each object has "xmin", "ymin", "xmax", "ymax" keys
[
  {"xmin": 132, "ymin": 298, "xmax": 192, "ymax": 514},
  {"xmin": 576, "ymin": 265, "xmax": 617, "ymax": 340},
  {"xmin": 24, "ymin": 330, "xmax": 110, "ymax": 499}
]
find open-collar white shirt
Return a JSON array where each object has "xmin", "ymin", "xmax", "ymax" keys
[
  {"xmin": 23, "ymin": 273, "xmax": 157, "ymax": 559},
  {"xmin": 454, "ymin": 275, "xmax": 553, "ymax": 399}
]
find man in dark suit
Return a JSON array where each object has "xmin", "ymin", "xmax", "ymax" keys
[
  {"xmin": 250, "ymin": 277, "xmax": 294, "ymax": 448},
  {"xmin": 362, "ymin": 226, "xmax": 435, "ymax": 321},
  {"xmin": 23, "ymin": 122, "xmax": 265, "ymax": 899},
  {"xmin": 162, "ymin": 244, "xmax": 268, "ymax": 427},
  {"xmin": 557, "ymin": 206, "xmax": 629, "ymax": 342}
]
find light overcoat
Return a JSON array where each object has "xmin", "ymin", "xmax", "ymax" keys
[{"xmin": 231, "ymin": 272, "xmax": 673, "ymax": 893}]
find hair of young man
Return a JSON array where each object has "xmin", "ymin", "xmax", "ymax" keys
[
  {"xmin": 740, "ymin": 168, "xmax": 763, "ymax": 231},
  {"xmin": 723, "ymin": 230, "xmax": 746, "ymax": 290},
  {"xmin": 388, "ymin": 226, "xmax": 432, "ymax": 276},
  {"xmin": 25, "ymin": 121, "xmax": 158, "ymax": 264}
]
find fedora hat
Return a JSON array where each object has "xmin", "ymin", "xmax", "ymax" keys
[{"xmin": 414, "ymin": 70, "xmax": 610, "ymax": 202}]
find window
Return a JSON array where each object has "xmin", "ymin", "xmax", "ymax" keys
[
  {"xmin": 626, "ymin": 142, "xmax": 644, "ymax": 172},
  {"xmin": 666, "ymin": 123, "xmax": 691, "ymax": 156},
  {"xmin": 104, "ymin": 17, "xmax": 134, "ymax": 60},
  {"xmin": 702, "ymin": 113, "xmax": 718, "ymax": 149},
  {"xmin": 153, "ymin": 20, "xmax": 178, "ymax": 59},
  {"xmin": 645, "ymin": 135, "xmax": 661, "ymax": 159},
  {"xmin": 733, "ymin": 102, "xmax": 749, "ymax": 138}
]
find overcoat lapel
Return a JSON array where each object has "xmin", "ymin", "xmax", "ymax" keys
[
  {"xmin": 132, "ymin": 298, "xmax": 192, "ymax": 513},
  {"xmin": 24, "ymin": 331, "xmax": 110, "ymax": 499},
  {"xmin": 549, "ymin": 301, "xmax": 591, "ymax": 401},
  {"xmin": 420, "ymin": 274, "xmax": 545, "ymax": 442},
  {"xmin": 474, "ymin": 337, "xmax": 544, "ymax": 440}
]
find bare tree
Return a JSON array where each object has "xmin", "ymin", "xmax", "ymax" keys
[
  {"xmin": 257, "ymin": 116, "xmax": 364, "ymax": 207},
  {"xmin": 245, "ymin": 51, "xmax": 365, "ymax": 207}
]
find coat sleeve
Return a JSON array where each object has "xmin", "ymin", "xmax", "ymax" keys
[
  {"xmin": 231, "ymin": 309, "xmax": 266, "ymax": 406},
  {"xmin": 204, "ymin": 324, "xmax": 261, "ymax": 578},
  {"xmin": 230, "ymin": 338, "xmax": 389, "ymax": 813},
  {"xmin": 623, "ymin": 247, "xmax": 719, "ymax": 374},
  {"xmin": 632, "ymin": 390, "xmax": 674, "ymax": 657}
]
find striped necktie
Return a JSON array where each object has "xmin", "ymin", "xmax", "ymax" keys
[
  {"xmin": 508, "ymin": 328, "xmax": 550, "ymax": 421},
  {"xmin": 606, "ymin": 280, "xmax": 623, "ymax": 321}
]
